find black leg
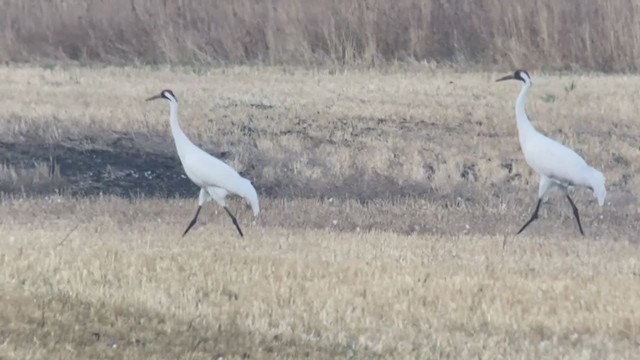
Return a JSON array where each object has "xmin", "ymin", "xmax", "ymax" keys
[
  {"xmin": 224, "ymin": 206, "xmax": 244, "ymax": 237},
  {"xmin": 517, "ymin": 199, "xmax": 543, "ymax": 235},
  {"xmin": 566, "ymin": 195, "xmax": 585, "ymax": 236},
  {"xmin": 182, "ymin": 206, "xmax": 202, "ymax": 237}
]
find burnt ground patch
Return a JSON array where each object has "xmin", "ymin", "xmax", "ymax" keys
[
  {"xmin": 0, "ymin": 137, "xmax": 193, "ymax": 198},
  {"xmin": 0, "ymin": 133, "xmax": 442, "ymax": 201}
]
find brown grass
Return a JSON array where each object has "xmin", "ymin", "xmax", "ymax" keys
[
  {"xmin": 2, "ymin": 0, "xmax": 640, "ymax": 71},
  {"xmin": 1, "ymin": 64, "xmax": 640, "ymax": 357},
  {"xmin": 1, "ymin": 197, "xmax": 640, "ymax": 359}
]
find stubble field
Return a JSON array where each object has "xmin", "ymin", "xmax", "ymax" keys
[{"xmin": 0, "ymin": 65, "xmax": 639, "ymax": 358}]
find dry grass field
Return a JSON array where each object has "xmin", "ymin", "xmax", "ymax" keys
[{"xmin": 1, "ymin": 65, "xmax": 640, "ymax": 358}]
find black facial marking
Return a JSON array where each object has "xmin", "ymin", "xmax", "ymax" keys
[
  {"xmin": 514, "ymin": 69, "xmax": 530, "ymax": 82},
  {"xmin": 161, "ymin": 89, "xmax": 178, "ymax": 102}
]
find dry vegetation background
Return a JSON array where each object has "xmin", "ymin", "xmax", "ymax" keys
[
  {"xmin": 2, "ymin": 0, "xmax": 640, "ymax": 71},
  {"xmin": 2, "ymin": 0, "xmax": 640, "ymax": 358}
]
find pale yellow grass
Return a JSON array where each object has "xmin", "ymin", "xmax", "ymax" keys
[
  {"xmin": 1, "ymin": 65, "xmax": 639, "ymax": 357},
  {"xmin": 1, "ymin": 197, "xmax": 639, "ymax": 359}
]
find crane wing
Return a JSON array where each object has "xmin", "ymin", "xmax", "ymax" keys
[
  {"xmin": 181, "ymin": 147, "xmax": 241, "ymax": 189},
  {"xmin": 181, "ymin": 147, "xmax": 260, "ymax": 216},
  {"xmin": 522, "ymin": 134, "xmax": 589, "ymax": 187}
]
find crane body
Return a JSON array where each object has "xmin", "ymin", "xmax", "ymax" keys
[
  {"xmin": 147, "ymin": 89, "xmax": 259, "ymax": 237},
  {"xmin": 497, "ymin": 70, "xmax": 606, "ymax": 235}
]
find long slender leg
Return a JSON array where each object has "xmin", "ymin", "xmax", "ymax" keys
[
  {"xmin": 206, "ymin": 187, "xmax": 243, "ymax": 237},
  {"xmin": 182, "ymin": 205, "xmax": 202, "ymax": 237},
  {"xmin": 565, "ymin": 194, "xmax": 584, "ymax": 236},
  {"xmin": 224, "ymin": 206, "xmax": 244, "ymax": 237},
  {"xmin": 517, "ymin": 199, "xmax": 543, "ymax": 235},
  {"xmin": 182, "ymin": 189, "xmax": 210, "ymax": 237},
  {"xmin": 182, "ymin": 206, "xmax": 202, "ymax": 237},
  {"xmin": 516, "ymin": 176, "xmax": 555, "ymax": 235}
]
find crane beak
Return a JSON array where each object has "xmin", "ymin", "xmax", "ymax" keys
[
  {"xmin": 145, "ymin": 94, "xmax": 163, "ymax": 101},
  {"xmin": 495, "ymin": 74, "xmax": 516, "ymax": 82}
]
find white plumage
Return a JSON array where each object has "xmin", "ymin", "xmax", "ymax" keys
[
  {"xmin": 497, "ymin": 70, "xmax": 606, "ymax": 235},
  {"xmin": 147, "ymin": 89, "xmax": 259, "ymax": 237}
]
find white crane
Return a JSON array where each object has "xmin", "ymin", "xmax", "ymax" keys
[
  {"xmin": 496, "ymin": 70, "xmax": 606, "ymax": 235},
  {"xmin": 146, "ymin": 89, "xmax": 259, "ymax": 237}
]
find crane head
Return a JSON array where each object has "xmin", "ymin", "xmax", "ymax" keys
[
  {"xmin": 496, "ymin": 70, "xmax": 531, "ymax": 84},
  {"xmin": 146, "ymin": 89, "xmax": 178, "ymax": 103}
]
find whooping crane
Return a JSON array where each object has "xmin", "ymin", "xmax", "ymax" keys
[
  {"xmin": 496, "ymin": 70, "xmax": 606, "ymax": 235},
  {"xmin": 146, "ymin": 90, "xmax": 259, "ymax": 237}
]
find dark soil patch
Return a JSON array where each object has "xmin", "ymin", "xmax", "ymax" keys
[
  {"xmin": 0, "ymin": 134, "xmax": 439, "ymax": 201},
  {"xmin": 0, "ymin": 137, "xmax": 194, "ymax": 198}
]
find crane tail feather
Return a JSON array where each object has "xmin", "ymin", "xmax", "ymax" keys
[
  {"xmin": 239, "ymin": 178, "xmax": 260, "ymax": 217},
  {"xmin": 590, "ymin": 168, "xmax": 606, "ymax": 206}
]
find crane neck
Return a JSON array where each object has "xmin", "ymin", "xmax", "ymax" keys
[
  {"xmin": 168, "ymin": 100, "xmax": 193, "ymax": 157},
  {"xmin": 515, "ymin": 81, "xmax": 537, "ymax": 138}
]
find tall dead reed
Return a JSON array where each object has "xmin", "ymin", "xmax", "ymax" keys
[{"xmin": 1, "ymin": 0, "xmax": 640, "ymax": 71}]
